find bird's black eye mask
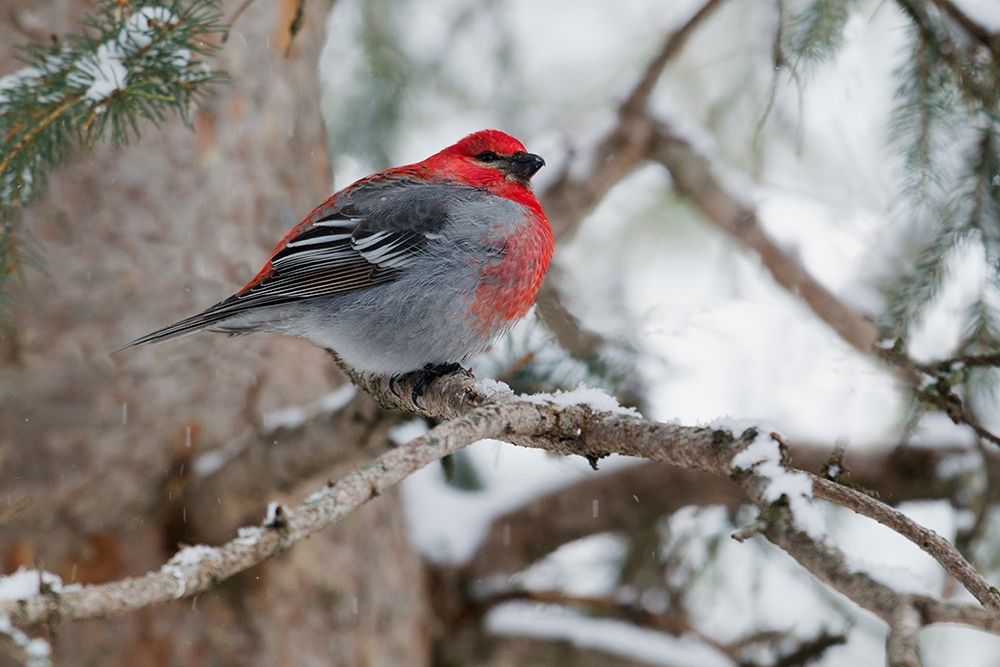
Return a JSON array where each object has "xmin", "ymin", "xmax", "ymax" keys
[{"xmin": 473, "ymin": 150, "xmax": 545, "ymax": 181}]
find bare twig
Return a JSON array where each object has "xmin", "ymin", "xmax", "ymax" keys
[
  {"xmin": 649, "ymin": 125, "xmax": 880, "ymax": 353},
  {"xmin": 956, "ymin": 436, "xmax": 995, "ymax": 555},
  {"xmin": 767, "ymin": 630, "xmax": 848, "ymax": 667},
  {"xmin": 762, "ymin": 513, "xmax": 1000, "ymax": 633},
  {"xmin": 916, "ymin": 353, "xmax": 1000, "ymax": 373},
  {"xmin": 810, "ymin": 475, "xmax": 1000, "ymax": 609},
  {"xmin": 539, "ymin": 0, "xmax": 728, "ymax": 241},
  {"xmin": 894, "ymin": 356, "xmax": 1000, "ymax": 449},
  {"xmin": 886, "ymin": 602, "xmax": 923, "ymax": 667},
  {"xmin": 479, "ymin": 587, "xmax": 813, "ymax": 662},
  {"xmin": 478, "ymin": 589, "xmax": 709, "ymax": 643},
  {"xmin": 620, "ymin": 0, "xmax": 728, "ymax": 117}
]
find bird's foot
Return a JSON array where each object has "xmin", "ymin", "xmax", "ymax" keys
[{"xmin": 410, "ymin": 362, "xmax": 463, "ymax": 406}]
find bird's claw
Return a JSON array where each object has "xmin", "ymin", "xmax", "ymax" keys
[{"xmin": 410, "ymin": 362, "xmax": 462, "ymax": 406}]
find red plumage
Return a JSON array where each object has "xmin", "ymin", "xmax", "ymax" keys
[{"xmin": 123, "ymin": 129, "xmax": 553, "ymax": 376}]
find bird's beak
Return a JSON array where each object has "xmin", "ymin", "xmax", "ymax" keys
[{"xmin": 509, "ymin": 152, "xmax": 546, "ymax": 180}]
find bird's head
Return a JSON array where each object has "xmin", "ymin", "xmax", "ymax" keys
[{"xmin": 429, "ymin": 129, "xmax": 546, "ymax": 188}]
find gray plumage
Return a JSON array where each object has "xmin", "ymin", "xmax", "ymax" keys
[{"xmin": 121, "ymin": 177, "xmax": 534, "ymax": 375}]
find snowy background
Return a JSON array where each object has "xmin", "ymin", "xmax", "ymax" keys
[{"xmin": 319, "ymin": 0, "xmax": 1000, "ymax": 664}]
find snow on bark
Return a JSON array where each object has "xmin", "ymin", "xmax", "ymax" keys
[
  {"xmin": 729, "ymin": 427, "xmax": 826, "ymax": 539},
  {"xmin": 522, "ymin": 384, "xmax": 641, "ymax": 416}
]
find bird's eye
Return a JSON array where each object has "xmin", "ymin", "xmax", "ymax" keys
[{"xmin": 475, "ymin": 151, "xmax": 501, "ymax": 163}]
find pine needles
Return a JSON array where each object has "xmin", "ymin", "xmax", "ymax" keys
[
  {"xmin": 780, "ymin": 0, "xmax": 1000, "ymax": 441},
  {"xmin": 0, "ymin": 0, "xmax": 225, "ymax": 312},
  {"xmin": 787, "ymin": 0, "xmax": 857, "ymax": 67},
  {"xmin": 880, "ymin": 3, "xmax": 1000, "ymax": 415}
]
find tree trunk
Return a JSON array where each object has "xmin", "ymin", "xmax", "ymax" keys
[{"xmin": 0, "ymin": 1, "xmax": 430, "ymax": 663}]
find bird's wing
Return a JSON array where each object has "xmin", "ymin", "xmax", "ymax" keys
[{"xmin": 120, "ymin": 178, "xmax": 463, "ymax": 348}]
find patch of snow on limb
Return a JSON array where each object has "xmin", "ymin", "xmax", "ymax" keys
[
  {"xmin": 77, "ymin": 41, "xmax": 129, "ymax": 102},
  {"xmin": 319, "ymin": 384, "xmax": 357, "ymax": 411},
  {"xmin": 262, "ymin": 405, "xmax": 308, "ymax": 432},
  {"xmin": 730, "ymin": 428, "xmax": 826, "ymax": 539},
  {"xmin": 0, "ymin": 50, "xmax": 71, "ymax": 106},
  {"xmin": 708, "ymin": 417, "xmax": 764, "ymax": 440},
  {"xmin": 523, "ymin": 384, "xmax": 640, "ymax": 416},
  {"xmin": 474, "ymin": 378, "xmax": 512, "ymax": 398},
  {"xmin": 390, "ymin": 418, "xmax": 429, "ymax": 445},
  {"xmin": 163, "ymin": 544, "xmax": 221, "ymax": 598},
  {"xmin": 0, "ymin": 568, "xmax": 63, "ymax": 601},
  {"xmin": 730, "ymin": 433, "xmax": 779, "ymax": 470},
  {"xmin": 167, "ymin": 544, "xmax": 220, "ymax": 567},
  {"xmin": 234, "ymin": 526, "xmax": 264, "ymax": 546},
  {"xmin": 263, "ymin": 501, "xmax": 286, "ymax": 527},
  {"xmin": 0, "ymin": 614, "xmax": 52, "ymax": 667},
  {"xmin": 121, "ymin": 7, "xmax": 178, "ymax": 50},
  {"xmin": 516, "ymin": 532, "xmax": 628, "ymax": 597},
  {"xmin": 25, "ymin": 638, "xmax": 52, "ymax": 665},
  {"xmin": 304, "ymin": 482, "xmax": 334, "ymax": 505},
  {"xmin": 0, "ymin": 67, "xmax": 42, "ymax": 105}
]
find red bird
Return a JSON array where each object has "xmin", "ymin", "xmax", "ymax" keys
[{"xmin": 123, "ymin": 129, "xmax": 553, "ymax": 379}]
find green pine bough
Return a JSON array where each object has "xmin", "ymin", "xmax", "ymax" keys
[{"xmin": 0, "ymin": 0, "xmax": 226, "ymax": 310}]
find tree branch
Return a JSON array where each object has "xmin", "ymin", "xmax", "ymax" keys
[
  {"xmin": 648, "ymin": 125, "xmax": 880, "ymax": 353},
  {"xmin": 619, "ymin": 0, "xmax": 729, "ymax": 117},
  {"xmin": 179, "ymin": 388, "xmax": 401, "ymax": 544},
  {"xmin": 886, "ymin": 601, "xmax": 923, "ymax": 667},
  {"xmin": 539, "ymin": 0, "xmax": 728, "ymax": 241},
  {"xmin": 5, "ymin": 366, "xmax": 998, "ymax": 634},
  {"xmin": 809, "ymin": 475, "xmax": 999, "ymax": 609},
  {"xmin": 466, "ymin": 442, "xmax": 998, "ymax": 579},
  {"xmin": 925, "ymin": 0, "xmax": 1000, "ymax": 62},
  {"xmin": 761, "ymin": 511, "xmax": 1000, "ymax": 633},
  {"xmin": 1, "ymin": 398, "xmax": 514, "ymax": 626}
]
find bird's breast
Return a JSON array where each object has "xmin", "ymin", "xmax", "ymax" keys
[{"xmin": 468, "ymin": 212, "xmax": 554, "ymax": 335}]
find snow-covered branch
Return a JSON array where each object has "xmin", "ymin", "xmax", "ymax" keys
[{"xmin": 5, "ymin": 364, "xmax": 999, "ymax": 637}]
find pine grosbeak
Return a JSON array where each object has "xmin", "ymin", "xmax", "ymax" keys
[{"xmin": 123, "ymin": 129, "xmax": 552, "ymax": 377}]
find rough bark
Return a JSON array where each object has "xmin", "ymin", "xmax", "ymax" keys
[{"xmin": 0, "ymin": 1, "xmax": 430, "ymax": 664}]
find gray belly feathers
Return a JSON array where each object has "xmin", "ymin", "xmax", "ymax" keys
[{"xmin": 232, "ymin": 189, "xmax": 530, "ymax": 375}]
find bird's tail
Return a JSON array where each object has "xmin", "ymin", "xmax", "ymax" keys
[{"xmin": 114, "ymin": 303, "xmax": 238, "ymax": 353}]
